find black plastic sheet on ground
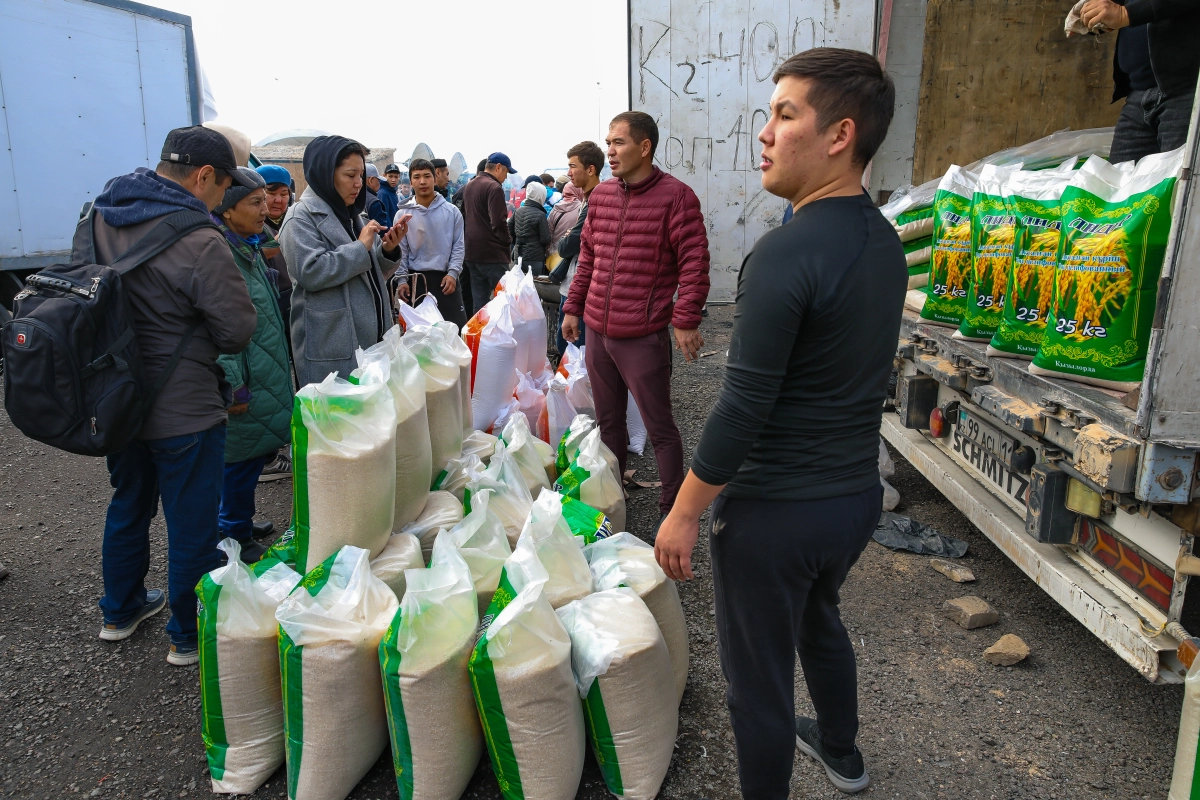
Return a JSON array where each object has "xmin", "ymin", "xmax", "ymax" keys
[{"xmin": 873, "ymin": 512, "xmax": 969, "ymax": 558}]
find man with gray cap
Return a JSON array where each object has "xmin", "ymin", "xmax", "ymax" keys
[
  {"xmin": 365, "ymin": 163, "xmax": 390, "ymax": 226},
  {"xmin": 88, "ymin": 126, "xmax": 257, "ymax": 666}
]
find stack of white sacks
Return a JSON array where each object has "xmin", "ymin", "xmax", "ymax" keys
[{"xmin": 194, "ymin": 266, "xmax": 689, "ymax": 800}]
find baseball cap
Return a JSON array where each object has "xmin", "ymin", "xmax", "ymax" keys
[
  {"xmin": 365, "ymin": 163, "xmax": 381, "ymax": 180},
  {"xmin": 430, "ymin": 158, "xmax": 448, "ymax": 169},
  {"xmin": 384, "ymin": 163, "xmax": 401, "ymax": 175},
  {"xmin": 255, "ymin": 164, "xmax": 293, "ymax": 188},
  {"xmin": 160, "ymin": 126, "xmax": 256, "ymax": 187},
  {"xmin": 487, "ymin": 152, "xmax": 516, "ymax": 173}
]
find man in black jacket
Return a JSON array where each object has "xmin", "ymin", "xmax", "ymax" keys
[{"xmin": 1078, "ymin": 0, "xmax": 1199, "ymax": 162}]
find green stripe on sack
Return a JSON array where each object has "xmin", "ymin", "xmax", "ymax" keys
[
  {"xmin": 583, "ymin": 680, "xmax": 624, "ymax": 796},
  {"xmin": 380, "ymin": 612, "xmax": 416, "ymax": 800},
  {"xmin": 196, "ymin": 578, "xmax": 226, "ymax": 781},
  {"xmin": 297, "ymin": 550, "xmax": 339, "ymax": 597},
  {"xmin": 279, "ymin": 628, "xmax": 304, "ymax": 800},
  {"xmin": 560, "ymin": 496, "xmax": 611, "ymax": 543},
  {"xmin": 469, "ymin": 636, "xmax": 524, "ymax": 800},
  {"xmin": 291, "ymin": 397, "xmax": 311, "ymax": 573},
  {"xmin": 554, "ymin": 428, "xmax": 574, "ymax": 475},
  {"xmin": 553, "ymin": 464, "xmax": 588, "ymax": 501},
  {"xmin": 431, "ymin": 468, "xmax": 449, "ymax": 491}
]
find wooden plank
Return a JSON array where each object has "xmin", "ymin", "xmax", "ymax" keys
[{"xmin": 912, "ymin": 0, "xmax": 1120, "ymax": 184}]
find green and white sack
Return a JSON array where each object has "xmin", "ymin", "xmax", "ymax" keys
[
  {"xmin": 444, "ymin": 489, "xmax": 513, "ymax": 618},
  {"xmin": 433, "ymin": 320, "xmax": 475, "ymax": 437},
  {"xmin": 275, "ymin": 546, "xmax": 398, "ymax": 800},
  {"xmin": 198, "ymin": 540, "xmax": 301, "ymax": 795},
  {"xmin": 370, "ymin": 532, "xmax": 426, "ymax": 602},
  {"xmin": 468, "ymin": 561, "xmax": 585, "ymax": 800},
  {"xmin": 920, "ymin": 166, "xmax": 978, "ymax": 328},
  {"xmin": 354, "ymin": 326, "xmax": 433, "ymax": 529},
  {"xmin": 466, "ymin": 441, "xmax": 533, "ymax": 548},
  {"xmin": 555, "ymin": 428, "xmax": 626, "ymax": 534},
  {"xmin": 988, "ymin": 163, "xmax": 1076, "ymax": 359},
  {"xmin": 585, "ymin": 533, "xmax": 689, "ymax": 703},
  {"xmin": 959, "ymin": 164, "xmax": 1022, "ymax": 341},
  {"xmin": 401, "ymin": 325, "xmax": 465, "ymax": 475},
  {"xmin": 380, "ymin": 538, "xmax": 483, "ymax": 800},
  {"xmin": 291, "ymin": 371, "xmax": 397, "ymax": 574},
  {"xmin": 557, "ymin": 589, "xmax": 677, "ymax": 800},
  {"xmin": 555, "ymin": 415, "xmax": 621, "ymax": 486},
  {"xmin": 509, "ymin": 489, "xmax": 594, "ymax": 609},
  {"xmin": 560, "ymin": 495, "xmax": 614, "ymax": 544},
  {"xmin": 432, "ymin": 453, "xmax": 485, "ymax": 502},
  {"xmin": 400, "ymin": 491, "xmax": 465, "ymax": 564},
  {"xmin": 1031, "ymin": 147, "xmax": 1184, "ymax": 390},
  {"xmin": 500, "ymin": 413, "xmax": 553, "ymax": 494},
  {"xmin": 896, "ymin": 208, "xmax": 934, "ymax": 289}
]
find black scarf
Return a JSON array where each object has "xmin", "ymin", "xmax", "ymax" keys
[{"xmin": 302, "ymin": 135, "xmax": 366, "ymax": 237}]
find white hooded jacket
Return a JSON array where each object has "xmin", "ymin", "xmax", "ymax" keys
[{"xmin": 395, "ymin": 192, "xmax": 465, "ymax": 279}]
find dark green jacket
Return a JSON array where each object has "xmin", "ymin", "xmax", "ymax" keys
[{"xmin": 217, "ymin": 232, "xmax": 294, "ymax": 463}]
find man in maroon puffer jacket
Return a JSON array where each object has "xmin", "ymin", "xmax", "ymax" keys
[{"xmin": 562, "ymin": 111, "xmax": 711, "ymax": 526}]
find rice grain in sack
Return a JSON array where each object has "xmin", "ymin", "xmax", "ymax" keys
[
  {"xmin": 988, "ymin": 164, "xmax": 1076, "ymax": 360},
  {"xmin": 957, "ymin": 165, "xmax": 1023, "ymax": 341},
  {"xmin": 539, "ymin": 375, "xmax": 577, "ymax": 447},
  {"xmin": 557, "ymin": 589, "xmax": 677, "ymax": 800},
  {"xmin": 401, "ymin": 491, "xmax": 466, "ymax": 564},
  {"xmin": 371, "ymin": 532, "xmax": 426, "ymax": 602},
  {"xmin": 470, "ymin": 298, "xmax": 520, "ymax": 433},
  {"xmin": 555, "ymin": 428, "xmax": 626, "ymax": 534},
  {"xmin": 198, "ymin": 541, "xmax": 302, "ymax": 795},
  {"xmin": 585, "ymin": 533, "xmax": 688, "ymax": 703},
  {"xmin": 501, "ymin": 414, "xmax": 553, "ymax": 494},
  {"xmin": 511, "ymin": 489, "xmax": 595, "ymax": 609},
  {"xmin": 433, "ymin": 453, "xmax": 485, "ymax": 501},
  {"xmin": 276, "ymin": 546, "xmax": 398, "ymax": 800},
  {"xmin": 354, "ymin": 327, "xmax": 433, "ymax": 529},
  {"xmin": 467, "ymin": 442, "xmax": 534, "ymax": 548},
  {"xmin": 463, "ymin": 430, "xmax": 499, "ymax": 462},
  {"xmin": 433, "ymin": 321, "xmax": 475, "ymax": 436},
  {"xmin": 401, "ymin": 327, "xmax": 465, "ymax": 475},
  {"xmin": 380, "ymin": 541, "xmax": 483, "ymax": 800},
  {"xmin": 292, "ymin": 372, "xmax": 397, "ymax": 574},
  {"xmin": 1030, "ymin": 148, "xmax": 1184, "ymax": 390},
  {"xmin": 499, "ymin": 265, "xmax": 550, "ymax": 376},
  {"xmin": 920, "ymin": 166, "xmax": 979, "ymax": 328},
  {"xmin": 468, "ymin": 570, "xmax": 585, "ymax": 800},
  {"xmin": 445, "ymin": 489, "xmax": 513, "ymax": 618},
  {"xmin": 626, "ymin": 393, "xmax": 647, "ymax": 456}
]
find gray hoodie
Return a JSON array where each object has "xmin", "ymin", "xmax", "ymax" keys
[{"xmin": 396, "ymin": 192, "xmax": 465, "ymax": 280}]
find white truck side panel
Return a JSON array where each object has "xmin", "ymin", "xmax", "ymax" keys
[
  {"xmin": 630, "ymin": 0, "xmax": 876, "ymax": 301},
  {"xmin": 0, "ymin": 0, "xmax": 192, "ymax": 260},
  {"xmin": 0, "ymin": 70, "xmax": 22, "ymax": 261}
]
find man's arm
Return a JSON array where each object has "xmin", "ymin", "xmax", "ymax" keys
[
  {"xmin": 667, "ymin": 188, "xmax": 711, "ymax": 331},
  {"xmin": 488, "ymin": 183, "xmax": 511, "ymax": 247},
  {"xmin": 557, "ymin": 202, "xmax": 587, "ymax": 260},
  {"xmin": 563, "ymin": 203, "xmax": 596, "ymax": 317},
  {"xmin": 190, "ymin": 235, "xmax": 257, "ymax": 354},
  {"xmin": 1125, "ymin": 0, "xmax": 1194, "ymax": 25},
  {"xmin": 449, "ymin": 207, "xmax": 465, "ymax": 279}
]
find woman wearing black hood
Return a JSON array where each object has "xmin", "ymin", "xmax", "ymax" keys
[{"xmin": 278, "ymin": 135, "xmax": 411, "ymax": 386}]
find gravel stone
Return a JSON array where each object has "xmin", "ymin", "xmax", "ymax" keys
[
  {"xmin": 943, "ymin": 595, "xmax": 1001, "ymax": 629},
  {"xmin": 984, "ymin": 634, "xmax": 1032, "ymax": 666},
  {"xmin": 930, "ymin": 557, "xmax": 976, "ymax": 583}
]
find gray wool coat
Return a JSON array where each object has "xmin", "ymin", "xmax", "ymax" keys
[{"xmin": 279, "ymin": 188, "xmax": 400, "ymax": 386}]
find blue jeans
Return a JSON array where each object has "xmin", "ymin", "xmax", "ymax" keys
[
  {"xmin": 100, "ymin": 425, "xmax": 226, "ymax": 646},
  {"xmin": 557, "ymin": 295, "xmax": 586, "ymax": 357},
  {"xmin": 219, "ymin": 455, "xmax": 269, "ymax": 542}
]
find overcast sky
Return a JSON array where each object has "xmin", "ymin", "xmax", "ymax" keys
[{"xmin": 152, "ymin": 0, "xmax": 629, "ymax": 176}]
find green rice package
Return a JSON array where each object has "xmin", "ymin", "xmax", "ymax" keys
[
  {"xmin": 556, "ymin": 415, "xmax": 621, "ymax": 485},
  {"xmin": 1030, "ymin": 148, "xmax": 1184, "ymax": 390},
  {"xmin": 958, "ymin": 164, "xmax": 1022, "ymax": 341},
  {"xmin": 903, "ymin": 235, "xmax": 933, "ymax": 289},
  {"xmin": 560, "ymin": 495, "xmax": 613, "ymax": 543},
  {"xmin": 554, "ymin": 428, "xmax": 626, "ymax": 534},
  {"xmin": 920, "ymin": 166, "xmax": 979, "ymax": 327},
  {"xmin": 379, "ymin": 537, "xmax": 483, "ymax": 800},
  {"xmin": 987, "ymin": 163, "xmax": 1077, "ymax": 359},
  {"xmin": 197, "ymin": 540, "xmax": 301, "ymax": 795}
]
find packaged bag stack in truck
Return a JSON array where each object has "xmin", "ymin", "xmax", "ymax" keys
[{"xmin": 957, "ymin": 164, "xmax": 1023, "ymax": 342}]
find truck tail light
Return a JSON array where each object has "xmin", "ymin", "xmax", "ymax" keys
[{"xmin": 930, "ymin": 407, "xmax": 948, "ymax": 438}]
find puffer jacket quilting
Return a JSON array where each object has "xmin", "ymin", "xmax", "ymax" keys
[{"xmin": 564, "ymin": 167, "xmax": 710, "ymax": 338}]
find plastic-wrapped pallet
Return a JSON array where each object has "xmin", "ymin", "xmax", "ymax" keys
[
  {"xmin": 585, "ymin": 533, "xmax": 689, "ymax": 703},
  {"xmin": 401, "ymin": 326, "xmax": 465, "ymax": 475},
  {"xmin": 275, "ymin": 546, "xmax": 398, "ymax": 800},
  {"xmin": 354, "ymin": 327, "xmax": 433, "ymax": 529},
  {"xmin": 557, "ymin": 589, "xmax": 677, "ymax": 800},
  {"xmin": 555, "ymin": 428, "xmax": 626, "ymax": 535},
  {"xmin": 198, "ymin": 540, "xmax": 302, "ymax": 795},
  {"xmin": 379, "ymin": 539, "xmax": 483, "ymax": 800},
  {"xmin": 370, "ymin": 532, "xmax": 426, "ymax": 602},
  {"xmin": 291, "ymin": 370, "xmax": 397, "ymax": 574},
  {"xmin": 399, "ymin": 491, "xmax": 466, "ymax": 564}
]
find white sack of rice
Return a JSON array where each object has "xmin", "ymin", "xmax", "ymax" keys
[
  {"xmin": 197, "ymin": 540, "xmax": 302, "ymax": 795},
  {"xmin": 556, "ymin": 428, "xmax": 626, "ymax": 535},
  {"xmin": 379, "ymin": 540, "xmax": 483, "ymax": 800},
  {"xmin": 556, "ymin": 415, "xmax": 621, "ymax": 487},
  {"xmin": 470, "ymin": 299, "xmax": 519, "ymax": 433},
  {"xmin": 585, "ymin": 532, "xmax": 689, "ymax": 703},
  {"xmin": 557, "ymin": 588, "xmax": 677, "ymax": 800},
  {"xmin": 354, "ymin": 327, "xmax": 433, "ymax": 529},
  {"xmin": 467, "ymin": 441, "xmax": 533, "ymax": 549},
  {"xmin": 626, "ymin": 392, "xmax": 647, "ymax": 456},
  {"xmin": 434, "ymin": 321, "xmax": 475, "ymax": 438},
  {"xmin": 275, "ymin": 546, "xmax": 398, "ymax": 800},
  {"xmin": 432, "ymin": 453, "xmax": 485, "ymax": 503},
  {"xmin": 292, "ymin": 370, "xmax": 397, "ymax": 574},
  {"xmin": 462, "ymin": 430, "xmax": 498, "ymax": 463},
  {"xmin": 468, "ymin": 568, "xmax": 585, "ymax": 800},
  {"xmin": 443, "ymin": 489, "xmax": 513, "ymax": 619},
  {"xmin": 500, "ymin": 414, "xmax": 552, "ymax": 494},
  {"xmin": 400, "ymin": 491, "xmax": 466, "ymax": 564},
  {"xmin": 370, "ymin": 532, "xmax": 426, "ymax": 602},
  {"xmin": 511, "ymin": 489, "xmax": 594, "ymax": 609},
  {"xmin": 401, "ymin": 325, "xmax": 465, "ymax": 475}
]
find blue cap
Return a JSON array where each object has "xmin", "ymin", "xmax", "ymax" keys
[
  {"xmin": 487, "ymin": 152, "xmax": 516, "ymax": 173},
  {"xmin": 256, "ymin": 164, "xmax": 293, "ymax": 188}
]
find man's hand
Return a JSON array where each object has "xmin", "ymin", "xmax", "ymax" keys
[
  {"xmin": 1080, "ymin": 0, "xmax": 1129, "ymax": 31},
  {"xmin": 562, "ymin": 313, "xmax": 581, "ymax": 343},
  {"xmin": 655, "ymin": 509, "xmax": 700, "ymax": 581},
  {"xmin": 396, "ymin": 282, "xmax": 412, "ymax": 303},
  {"xmin": 228, "ymin": 403, "xmax": 249, "ymax": 416},
  {"xmin": 441, "ymin": 275, "xmax": 457, "ymax": 294},
  {"xmin": 674, "ymin": 327, "xmax": 704, "ymax": 362}
]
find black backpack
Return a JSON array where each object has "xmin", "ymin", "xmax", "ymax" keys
[{"xmin": 1, "ymin": 207, "xmax": 215, "ymax": 456}]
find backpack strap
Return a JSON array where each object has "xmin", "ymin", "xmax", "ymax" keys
[
  {"xmin": 145, "ymin": 320, "xmax": 201, "ymax": 409},
  {"xmin": 109, "ymin": 209, "xmax": 216, "ymax": 275}
]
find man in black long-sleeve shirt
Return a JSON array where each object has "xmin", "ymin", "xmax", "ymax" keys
[{"xmin": 655, "ymin": 48, "xmax": 904, "ymax": 797}]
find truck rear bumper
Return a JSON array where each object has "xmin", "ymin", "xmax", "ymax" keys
[{"xmin": 882, "ymin": 413, "xmax": 1186, "ymax": 684}]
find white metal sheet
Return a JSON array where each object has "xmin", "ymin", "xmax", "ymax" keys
[
  {"xmin": 0, "ymin": 66, "xmax": 22, "ymax": 260},
  {"xmin": 629, "ymin": 0, "xmax": 877, "ymax": 301}
]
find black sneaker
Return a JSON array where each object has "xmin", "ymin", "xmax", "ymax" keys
[
  {"xmin": 239, "ymin": 540, "xmax": 269, "ymax": 564},
  {"xmin": 98, "ymin": 589, "xmax": 167, "ymax": 642},
  {"xmin": 252, "ymin": 520, "xmax": 275, "ymax": 540},
  {"xmin": 795, "ymin": 716, "xmax": 869, "ymax": 793},
  {"xmin": 258, "ymin": 452, "xmax": 292, "ymax": 482}
]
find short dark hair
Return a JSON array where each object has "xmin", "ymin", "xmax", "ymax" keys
[
  {"xmin": 476, "ymin": 159, "xmax": 487, "ymax": 173},
  {"xmin": 567, "ymin": 141, "xmax": 605, "ymax": 175},
  {"xmin": 773, "ymin": 48, "xmax": 895, "ymax": 167},
  {"xmin": 539, "ymin": 173, "xmax": 554, "ymax": 185},
  {"xmin": 409, "ymin": 158, "xmax": 435, "ymax": 178},
  {"xmin": 609, "ymin": 111, "xmax": 659, "ymax": 158},
  {"xmin": 155, "ymin": 161, "xmax": 230, "ymax": 185}
]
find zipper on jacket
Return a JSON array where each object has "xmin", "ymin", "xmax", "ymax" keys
[{"xmin": 603, "ymin": 183, "xmax": 632, "ymax": 336}]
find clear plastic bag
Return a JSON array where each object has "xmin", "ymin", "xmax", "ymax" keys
[
  {"xmin": 399, "ymin": 491, "xmax": 465, "ymax": 565},
  {"xmin": 433, "ymin": 321, "xmax": 474, "ymax": 437},
  {"xmin": 500, "ymin": 413, "xmax": 553, "ymax": 495},
  {"xmin": 539, "ymin": 375, "xmax": 578, "ymax": 448},
  {"xmin": 401, "ymin": 326, "xmax": 465, "ymax": 475},
  {"xmin": 466, "ymin": 441, "xmax": 533, "ymax": 548},
  {"xmin": 398, "ymin": 293, "xmax": 445, "ymax": 331},
  {"xmin": 556, "ymin": 428, "xmax": 627, "ymax": 534},
  {"xmin": 510, "ymin": 489, "xmax": 594, "ymax": 609},
  {"xmin": 498, "ymin": 264, "xmax": 550, "ymax": 377},
  {"xmin": 369, "ymin": 531, "xmax": 425, "ymax": 602},
  {"xmin": 466, "ymin": 297, "xmax": 520, "ymax": 433},
  {"xmin": 442, "ymin": 489, "xmax": 513, "ymax": 619}
]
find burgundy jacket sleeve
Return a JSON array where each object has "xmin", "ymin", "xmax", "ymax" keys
[
  {"xmin": 667, "ymin": 186, "xmax": 711, "ymax": 330},
  {"xmin": 563, "ymin": 204, "xmax": 595, "ymax": 317}
]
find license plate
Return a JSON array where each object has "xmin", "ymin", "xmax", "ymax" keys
[{"xmin": 951, "ymin": 410, "xmax": 1031, "ymax": 507}]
